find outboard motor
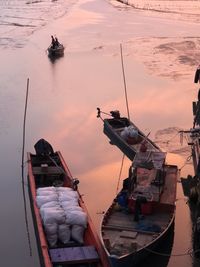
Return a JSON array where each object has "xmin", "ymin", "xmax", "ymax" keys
[
  {"xmin": 110, "ymin": 110, "xmax": 120, "ymax": 119},
  {"xmin": 34, "ymin": 139, "xmax": 54, "ymax": 156}
]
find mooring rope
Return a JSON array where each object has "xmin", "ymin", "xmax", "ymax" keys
[
  {"xmin": 143, "ymin": 246, "xmax": 200, "ymax": 259},
  {"xmin": 179, "ymin": 154, "xmax": 193, "ymax": 171},
  {"xmin": 21, "ymin": 78, "xmax": 32, "ymax": 256}
]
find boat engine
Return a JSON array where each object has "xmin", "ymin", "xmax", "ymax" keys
[{"xmin": 34, "ymin": 138, "xmax": 54, "ymax": 156}]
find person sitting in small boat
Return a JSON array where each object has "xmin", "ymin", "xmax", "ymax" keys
[{"xmin": 54, "ymin": 37, "xmax": 60, "ymax": 47}]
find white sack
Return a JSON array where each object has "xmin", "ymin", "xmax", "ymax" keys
[
  {"xmin": 128, "ymin": 126, "xmax": 138, "ymax": 138},
  {"xmin": 37, "ymin": 187, "xmax": 56, "ymax": 194},
  {"xmin": 46, "ymin": 233, "xmax": 57, "ymax": 247},
  {"xmin": 56, "ymin": 187, "xmax": 73, "ymax": 193},
  {"xmin": 36, "ymin": 195, "xmax": 58, "ymax": 208},
  {"xmin": 58, "ymin": 191, "xmax": 79, "ymax": 202},
  {"xmin": 41, "ymin": 207, "xmax": 66, "ymax": 225},
  {"xmin": 58, "ymin": 224, "xmax": 71, "ymax": 244},
  {"xmin": 63, "ymin": 205, "xmax": 83, "ymax": 212},
  {"xmin": 44, "ymin": 223, "xmax": 57, "ymax": 235},
  {"xmin": 65, "ymin": 210, "xmax": 87, "ymax": 228},
  {"xmin": 121, "ymin": 126, "xmax": 138, "ymax": 139},
  {"xmin": 121, "ymin": 127, "xmax": 129, "ymax": 140},
  {"xmin": 71, "ymin": 225, "xmax": 85, "ymax": 244},
  {"xmin": 60, "ymin": 199, "xmax": 80, "ymax": 210},
  {"xmin": 37, "ymin": 191, "xmax": 57, "ymax": 197},
  {"xmin": 40, "ymin": 201, "xmax": 60, "ymax": 209}
]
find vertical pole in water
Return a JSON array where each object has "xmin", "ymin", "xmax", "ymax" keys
[
  {"xmin": 21, "ymin": 78, "xmax": 32, "ymax": 256},
  {"xmin": 116, "ymin": 154, "xmax": 125, "ymax": 195},
  {"xmin": 117, "ymin": 44, "xmax": 130, "ymax": 194},
  {"xmin": 120, "ymin": 43, "xmax": 130, "ymax": 120}
]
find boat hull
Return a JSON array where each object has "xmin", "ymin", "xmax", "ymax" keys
[
  {"xmin": 28, "ymin": 178, "xmax": 46, "ymax": 267},
  {"xmin": 47, "ymin": 44, "xmax": 65, "ymax": 57}
]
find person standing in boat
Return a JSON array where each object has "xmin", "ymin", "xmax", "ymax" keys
[
  {"xmin": 54, "ymin": 37, "xmax": 60, "ymax": 47},
  {"xmin": 51, "ymin": 35, "xmax": 56, "ymax": 48},
  {"xmin": 194, "ymin": 65, "xmax": 200, "ymax": 83}
]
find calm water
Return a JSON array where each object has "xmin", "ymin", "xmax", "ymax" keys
[{"xmin": 0, "ymin": 0, "xmax": 200, "ymax": 266}]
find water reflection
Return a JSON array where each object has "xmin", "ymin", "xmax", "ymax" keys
[
  {"xmin": 0, "ymin": 0, "xmax": 199, "ymax": 266},
  {"xmin": 48, "ymin": 53, "xmax": 65, "ymax": 64}
]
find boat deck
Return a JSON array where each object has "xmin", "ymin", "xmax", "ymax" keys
[
  {"xmin": 101, "ymin": 208, "xmax": 172, "ymax": 257},
  {"xmin": 50, "ymin": 245, "xmax": 100, "ymax": 265}
]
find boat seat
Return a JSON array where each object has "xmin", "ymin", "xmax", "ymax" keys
[
  {"xmin": 49, "ymin": 245, "xmax": 100, "ymax": 264},
  {"xmin": 32, "ymin": 166, "xmax": 63, "ymax": 175}
]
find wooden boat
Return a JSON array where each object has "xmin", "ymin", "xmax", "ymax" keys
[
  {"xmin": 47, "ymin": 43, "xmax": 65, "ymax": 57},
  {"xmin": 27, "ymin": 138, "xmax": 111, "ymax": 267},
  {"xmin": 97, "ymin": 108, "xmax": 161, "ymax": 161},
  {"xmin": 100, "ymin": 150, "xmax": 178, "ymax": 267}
]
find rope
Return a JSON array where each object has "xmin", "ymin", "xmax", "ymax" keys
[
  {"xmin": 116, "ymin": 154, "xmax": 125, "ymax": 195},
  {"xmin": 179, "ymin": 154, "xmax": 192, "ymax": 171},
  {"xmin": 143, "ymin": 246, "xmax": 200, "ymax": 258},
  {"xmin": 21, "ymin": 78, "xmax": 32, "ymax": 256},
  {"xmin": 120, "ymin": 43, "xmax": 130, "ymax": 120}
]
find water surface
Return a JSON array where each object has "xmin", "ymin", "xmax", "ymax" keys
[{"xmin": 0, "ymin": 0, "xmax": 199, "ymax": 266}]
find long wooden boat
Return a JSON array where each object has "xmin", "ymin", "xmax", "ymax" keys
[
  {"xmin": 97, "ymin": 108, "xmax": 161, "ymax": 161},
  {"xmin": 100, "ymin": 150, "xmax": 178, "ymax": 267},
  {"xmin": 27, "ymin": 139, "xmax": 111, "ymax": 267}
]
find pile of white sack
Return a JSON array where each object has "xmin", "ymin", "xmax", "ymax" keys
[
  {"xmin": 121, "ymin": 126, "xmax": 139, "ymax": 140},
  {"xmin": 36, "ymin": 186, "xmax": 87, "ymax": 247}
]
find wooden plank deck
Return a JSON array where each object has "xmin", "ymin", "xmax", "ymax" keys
[
  {"xmin": 49, "ymin": 246, "xmax": 99, "ymax": 264},
  {"xmin": 32, "ymin": 166, "xmax": 63, "ymax": 175},
  {"xmin": 160, "ymin": 166, "xmax": 177, "ymax": 204},
  {"xmin": 102, "ymin": 209, "xmax": 171, "ymax": 254},
  {"xmin": 102, "ymin": 224, "xmax": 158, "ymax": 235}
]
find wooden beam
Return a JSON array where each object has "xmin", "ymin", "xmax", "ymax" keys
[
  {"xmin": 102, "ymin": 224, "xmax": 158, "ymax": 235},
  {"xmin": 32, "ymin": 166, "xmax": 63, "ymax": 175}
]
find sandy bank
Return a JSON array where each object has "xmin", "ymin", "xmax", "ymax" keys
[
  {"xmin": 107, "ymin": 0, "xmax": 200, "ymax": 81},
  {"xmin": 118, "ymin": 0, "xmax": 200, "ymax": 22},
  {"xmin": 123, "ymin": 37, "xmax": 200, "ymax": 81}
]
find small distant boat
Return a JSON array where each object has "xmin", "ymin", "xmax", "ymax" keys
[
  {"xmin": 27, "ymin": 138, "xmax": 110, "ymax": 267},
  {"xmin": 100, "ymin": 148, "xmax": 178, "ymax": 267},
  {"xmin": 97, "ymin": 108, "xmax": 161, "ymax": 161},
  {"xmin": 47, "ymin": 43, "xmax": 65, "ymax": 57}
]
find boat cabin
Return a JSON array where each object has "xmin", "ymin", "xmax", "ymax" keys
[{"xmin": 117, "ymin": 151, "xmax": 172, "ymax": 219}]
